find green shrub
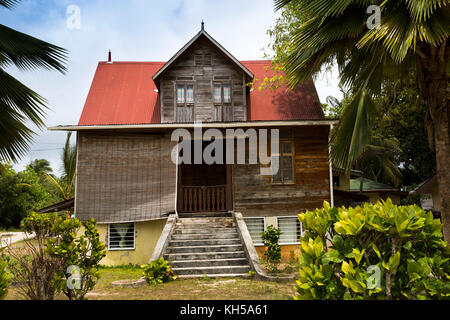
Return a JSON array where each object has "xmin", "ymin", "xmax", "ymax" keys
[
  {"xmin": 46, "ymin": 218, "xmax": 106, "ymax": 300},
  {"xmin": 262, "ymin": 225, "xmax": 282, "ymax": 263},
  {"xmin": 0, "ymin": 255, "xmax": 11, "ymax": 300},
  {"xmin": 141, "ymin": 258, "xmax": 177, "ymax": 285},
  {"xmin": 295, "ymin": 199, "xmax": 450, "ymax": 300},
  {"xmin": 4, "ymin": 212, "xmax": 105, "ymax": 300}
]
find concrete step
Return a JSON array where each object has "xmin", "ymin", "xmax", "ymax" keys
[
  {"xmin": 170, "ymin": 258, "xmax": 249, "ymax": 268},
  {"xmin": 171, "ymin": 232, "xmax": 239, "ymax": 240},
  {"xmin": 168, "ymin": 238, "xmax": 241, "ymax": 247},
  {"xmin": 178, "ymin": 217, "xmax": 235, "ymax": 224},
  {"xmin": 178, "ymin": 212, "xmax": 232, "ymax": 218},
  {"xmin": 172, "ymin": 265, "xmax": 251, "ymax": 276},
  {"xmin": 164, "ymin": 251, "xmax": 246, "ymax": 261},
  {"xmin": 173, "ymin": 227, "xmax": 236, "ymax": 234},
  {"xmin": 166, "ymin": 244, "xmax": 243, "ymax": 254},
  {"xmin": 175, "ymin": 222, "xmax": 235, "ymax": 229}
]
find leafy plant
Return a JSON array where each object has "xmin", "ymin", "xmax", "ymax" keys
[
  {"xmin": 141, "ymin": 258, "xmax": 177, "ymax": 285},
  {"xmin": 261, "ymin": 225, "xmax": 282, "ymax": 264},
  {"xmin": 0, "ymin": 254, "xmax": 11, "ymax": 300},
  {"xmin": 294, "ymin": 200, "xmax": 450, "ymax": 300},
  {"xmin": 4, "ymin": 212, "xmax": 62, "ymax": 300},
  {"xmin": 3, "ymin": 212, "xmax": 105, "ymax": 300},
  {"xmin": 46, "ymin": 218, "xmax": 106, "ymax": 300}
]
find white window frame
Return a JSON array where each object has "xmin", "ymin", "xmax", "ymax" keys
[
  {"xmin": 244, "ymin": 217, "xmax": 266, "ymax": 247},
  {"xmin": 276, "ymin": 216, "xmax": 303, "ymax": 245},
  {"xmin": 107, "ymin": 223, "xmax": 136, "ymax": 251}
]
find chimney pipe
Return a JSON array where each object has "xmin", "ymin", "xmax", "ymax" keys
[{"xmin": 107, "ymin": 50, "xmax": 112, "ymax": 64}]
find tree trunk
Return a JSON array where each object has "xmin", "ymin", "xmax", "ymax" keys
[
  {"xmin": 433, "ymin": 106, "xmax": 450, "ymax": 243},
  {"xmin": 418, "ymin": 42, "xmax": 450, "ymax": 244}
]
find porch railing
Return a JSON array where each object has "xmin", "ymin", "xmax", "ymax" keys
[{"xmin": 181, "ymin": 185, "xmax": 227, "ymax": 212}]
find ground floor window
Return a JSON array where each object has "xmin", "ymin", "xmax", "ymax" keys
[
  {"xmin": 108, "ymin": 223, "xmax": 135, "ymax": 250},
  {"xmin": 277, "ymin": 217, "xmax": 302, "ymax": 244},
  {"xmin": 244, "ymin": 217, "xmax": 265, "ymax": 246}
]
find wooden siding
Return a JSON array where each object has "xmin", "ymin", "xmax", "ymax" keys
[
  {"xmin": 159, "ymin": 37, "xmax": 247, "ymax": 123},
  {"xmin": 233, "ymin": 126, "xmax": 331, "ymax": 216},
  {"xmin": 76, "ymin": 132, "xmax": 176, "ymax": 223}
]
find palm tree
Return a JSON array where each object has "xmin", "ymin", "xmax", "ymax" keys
[
  {"xmin": 45, "ymin": 132, "xmax": 76, "ymax": 200},
  {"xmin": 274, "ymin": 0, "xmax": 449, "ymax": 242},
  {"xmin": 28, "ymin": 158, "xmax": 53, "ymax": 175},
  {"xmin": 45, "ymin": 132, "xmax": 76, "ymax": 219},
  {"xmin": 0, "ymin": 0, "xmax": 67, "ymax": 162}
]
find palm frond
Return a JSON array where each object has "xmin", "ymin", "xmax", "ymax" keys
[
  {"xmin": 60, "ymin": 132, "xmax": 76, "ymax": 197},
  {"xmin": 0, "ymin": 24, "xmax": 67, "ymax": 72},
  {"xmin": 330, "ymin": 89, "xmax": 378, "ymax": 171},
  {"xmin": 0, "ymin": 103, "xmax": 34, "ymax": 162},
  {"xmin": 404, "ymin": 0, "xmax": 449, "ymax": 22},
  {"xmin": 0, "ymin": 0, "xmax": 20, "ymax": 9},
  {"xmin": 0, "ymin": 69, "xmax": 47, "ymax": 127}
]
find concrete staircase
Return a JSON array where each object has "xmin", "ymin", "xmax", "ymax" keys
[{"xmin": 163, "ymin": 213, "xmax": 251, "ymax": 278}]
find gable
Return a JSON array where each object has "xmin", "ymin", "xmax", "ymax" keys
[{"xmin": 152, "ymin": 30, "xmax": 253, "ymax": 83}]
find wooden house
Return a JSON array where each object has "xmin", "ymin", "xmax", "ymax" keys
[{"xmin": 50, "ymin": 25, "xmax": 335, "ymax": 267}]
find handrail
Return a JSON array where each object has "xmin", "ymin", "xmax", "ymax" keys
[{"xmin": 149, "ymin": 214, "xmax": 177, "ymax": 262}]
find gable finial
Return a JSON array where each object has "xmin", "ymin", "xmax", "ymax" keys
[{"xmin": 201, "ymin": 20, "xmax": 204, "ymax": 31}]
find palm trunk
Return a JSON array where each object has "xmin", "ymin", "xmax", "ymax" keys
[
  {"xmin": 418, "ymin": 42, "xmax": 450, "ymax": 244},
  {"xmin": 433, "ymin": 107, "xmax": 450, "ymax": 243}
]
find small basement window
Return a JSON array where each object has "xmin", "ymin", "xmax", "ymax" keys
[
  {"xmin": 244, "ymin": 217, "xmax": 265, "ymax": 246},
  {"xmin": 108, "ymin": 223, "xmax": 135, "ymax": 250},
  {"xmin": 277, "ymin": 217, "xmax": 302, "ymax": 244}
]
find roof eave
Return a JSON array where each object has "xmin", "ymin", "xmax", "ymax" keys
[{"xmin": 48, "ymin": 119, "xmax": 339, "ymax": 131}]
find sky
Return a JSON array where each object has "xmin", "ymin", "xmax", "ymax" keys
[{"xmin": 1, "ymin": 0, "xmax": 342, "ymax": 175}]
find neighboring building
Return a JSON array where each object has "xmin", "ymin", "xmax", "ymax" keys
[
  {"xmin": 333, "ymin": 170, "xmax": 407, "ymax": 207},
  {"xmin": 50, "ymin": 25, "xmax": 335, "ymax": 267},
  {"xmin": 412, "ymin": 175, "xmax": 441, "ymax": 217}
]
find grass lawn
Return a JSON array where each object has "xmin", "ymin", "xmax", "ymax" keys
[{"xmin": 5, "ymin": 266, "xmax": 297, "ymax": 300}]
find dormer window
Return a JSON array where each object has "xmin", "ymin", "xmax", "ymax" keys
[
  {"xmin": 213, "ymin": 83, "xmax": 231, "ymax": 104},
  {"xmin": 176, "ymin": 84, "xmax": 194, "ymax": 104}
]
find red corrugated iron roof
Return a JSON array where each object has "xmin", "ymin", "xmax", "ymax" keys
[{"xmin": 78, "ymin": 60, "xmax": 324, "ymax": 126}]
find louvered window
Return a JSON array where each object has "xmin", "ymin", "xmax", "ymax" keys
[
  {"xmin": 244, "ymin": 217, "xmax": 265, "ymax": 246},
  {"xmin": 108, "ymin": 223, "xmax": 135, "ymax": 250},
  {"xmin": 277, "ymin": 217, "xmax": 302, "ymax": 244}
]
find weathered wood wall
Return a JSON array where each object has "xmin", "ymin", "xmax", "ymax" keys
[
  {"xmin": 233, "ymin": 126, "xmax": 331, "ymax": 216},
  {"xmin": 75, "ymin": 132, "xmax": 177, "ymax": 223},
  {"xmin": 159, "ymin": 36, "xmax": 247, "ymax": 123}
]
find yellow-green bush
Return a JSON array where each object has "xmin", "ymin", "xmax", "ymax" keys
[{"xmin": 295, "ymin": 199, "xmax": 450, "ymax": 300}]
